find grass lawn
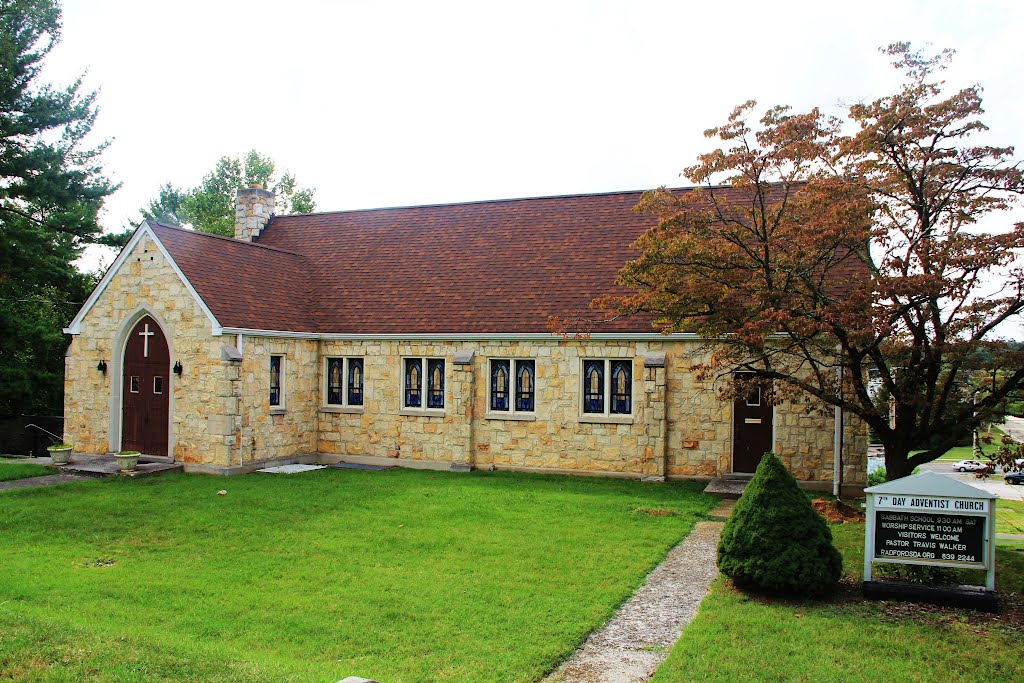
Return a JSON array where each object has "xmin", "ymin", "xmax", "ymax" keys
[
  {"xmin": 0, "ymin": 459, "xmax": 53, "ymax": 482},
  {"xmin": 0, "ymin": 468, "xmax": 715, "ymax": 682},
  {"xmin": 996, "ymin": 499, "xmax": 1024, "ymax": 534},
  {"xmin": 651, "ymin": 521, "xmax": 1024, "ymax": 683}
]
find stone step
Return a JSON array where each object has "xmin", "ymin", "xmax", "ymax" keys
[{"xmin": 703, "ymin": 478, "xmax": 748, "ymax": 499}]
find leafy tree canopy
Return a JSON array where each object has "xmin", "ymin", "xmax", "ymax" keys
[
  {"xmin": 593, "ymin": 44, "xmax": 1024, "ymax": 480},
  {"xmin": 0, "ymin": 0, "xmax": 115, "ymax": 416},
  {"xmin": 140, "ymin": 150, "xmax": 317, "ymax": 236}
]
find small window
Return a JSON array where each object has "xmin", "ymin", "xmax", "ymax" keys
[
  {"xmin": 324, "ymin": 357, "xmax": 364, "ymax": 407},
  {"xmin": 581, "ymin": 359, "xmax": 633, "ymax": 417},
  {"xmin": 153, "ymin": 376, "xmax": 164, "ymax": 395},
  {"xmin": 490, "ymin": 359, "xmax": 535, "ymax": 413},
  {"xmin": 270, "ymin": 355, "xmax": 283, "ymax": 407},
  {"xmin": 348, "ymin": 359, "xmax": 364, "ymax": 406},
  {"xmin": 404, "ymin": 358, "xmax": 422, "ymax": 408},
  {"xmin": 583, "ymin": 360, "xmax": 604, "ymax": 414},
  {"xmin": 130, "ymin": 375, "xmax": 140, "ymax": 393},
  {"xmin": 404, "ymin": 357, "xmax": 444, "ymax": 411},
  {"xmin": 745, "ymin": 387, "xmax": 762, "ymax": 407}
]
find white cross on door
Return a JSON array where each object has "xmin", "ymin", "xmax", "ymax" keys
[{"xmin": 139, "ymin": 323, "xmax": 155, "ymax": 357}]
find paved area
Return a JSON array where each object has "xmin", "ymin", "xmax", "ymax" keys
[
  {"xmin": 1000, "ymin": 415, "xmax": 1024, "ymax": 442},
  {"xmin": 0, "ymin": 473, "xmax": 91, "ymax": 492},
  {"xmin": 544, "ymin": 502, "xmax": 729, "ymax": 683}
]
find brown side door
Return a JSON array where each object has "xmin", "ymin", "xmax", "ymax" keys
[
  {"xmin": 732, "ymin": 374, "xmax": 773, "ymax": 473},
  {"xmin": 121, "ymin": 316, "xmax": 170, "ymax": 456}
]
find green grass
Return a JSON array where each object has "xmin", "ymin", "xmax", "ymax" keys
[
  {"xmin": 0, "ymin": 459, "xmax": 52, "ymax": 482},
  {"xmin": 0, "ymin": 468, "xmax": 715, "ymax": 682},
  {"xmin": 996, "ymin": 499, "xmax": 1024, "ymax": 534},
  {"xmin": 651, "ymin": 522, "xmax": 1024, "ymax": 683}
]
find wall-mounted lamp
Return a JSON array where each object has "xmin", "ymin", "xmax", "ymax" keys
[
  {"xmin": 97, "ymin": 360, "xmax": 107, "ymax": 375},
  {"xmin": 173, "ymin": 361, "xmax": 183, "ymax": 376}
]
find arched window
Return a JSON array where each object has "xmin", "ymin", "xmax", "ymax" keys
[
  {"xmin": 405, "ymin": 358, "xmax": 422, "ymax": 407},
  {"xmin": 611, "ymin": 361, "xmax": 631, "ymax": 414},
  {"xmin": 348, "ymin": 358, "xmax": 364, "ymax": 406},
  {"xmin": 491, "ymin": 360, "xmax": 510, "ymax": 411},
  {"xmin": 516, "ymin": 361, "xmax": 535, "ymax": 412},
  {"xmin": 327, "ymin": 358, "xmax": 343, "ymax": 405},
  {"xmin": 428, "ymin": 359, "xmax": 445, "ymax": 409},
  {"xmin": 583, "ymin": 360, "xmax": 604, "ymax": 413}
]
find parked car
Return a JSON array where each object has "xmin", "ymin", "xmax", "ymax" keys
[
  {"xmin": 1000, "ymin": 458, "xmax": 1024, "ymax": 473},
  {"xmin": 952, "ymin": 460, "xmax": 993, "ymax": 473},
  {"xmin": 1005, "ymin": 470, "xmax": 1024, "ymax": 485}
]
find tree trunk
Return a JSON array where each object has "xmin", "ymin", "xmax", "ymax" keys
[{"xmin": 883, "ymin": 445, "xmax": 915, "ymax": 480}]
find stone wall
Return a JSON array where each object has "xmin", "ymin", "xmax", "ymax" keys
[
  {"xmin": 63, "ymin": 236, "xmax": 237, "ymax": 465},
  {"xmin": 64, "ymin": 236, "xmax": 866, "ymax": 483}
]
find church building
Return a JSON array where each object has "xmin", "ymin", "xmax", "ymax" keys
[{"xmin": 62, "ymin": 186, "xmax": 867, "ymax": 493}]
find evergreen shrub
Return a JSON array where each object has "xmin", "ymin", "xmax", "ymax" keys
[{"xmin": 717, "ymin": 452, "xmax": 842, "ymax": 597}]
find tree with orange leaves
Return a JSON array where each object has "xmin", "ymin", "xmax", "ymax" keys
[{"xmin": 603, "ymin": 44, "xmax": 1024, "ymax": 480}]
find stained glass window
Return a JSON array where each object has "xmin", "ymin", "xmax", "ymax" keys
[
  {"xmin": 516, "ymin": 360, "xmax": 535, "ymax": 412},
  {"xmin": 611, "ymin": 361, "xmax": 631, "ymax": 414},
  {"xmin": 583, "ymin": 360, "xmax": 604, "ymax": 413},
  {"xmin": 327, "ymin": 358, "xmax": 343, "ymax": 405},
  {"xmin": 270, "ymin": 355, "xmax": 282, "ymax": 406},
  {"xmin": 348, "ymin": 358, "xmax": 364, "ymax": 406},
  {"xmin": 428, "ymin": 359, "xmax": 445, "ymax": 409},
  {"xmin": 405, "ymin": 358, "xmax": 422, "ymax": 407},
  {"xmin": 490, "ymin": 360, "xmax": 510, "ymax": 411}
]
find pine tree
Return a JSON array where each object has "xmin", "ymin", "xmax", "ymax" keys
[
  {"xmin": 0, "ymin": 0, "xmax": 115, "ymax": 416},
  {"xmin": 717, "ymin": 453, "xmax": 843, "ymax": 597}
]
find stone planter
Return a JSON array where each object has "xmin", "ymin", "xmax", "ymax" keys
[
  {"xmin": 114, "ymin": 451, "xmax": 140, "ymax": 472},
  {"xmin": 47, "ymin": 445, "xmax": 73, "ymax": 465}
]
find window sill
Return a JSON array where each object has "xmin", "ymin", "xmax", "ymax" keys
[
  {"xmin": 485, "ymin": 412, "xmax": 537, "ymax": 421},
  {"xmin": 269, "ymin": 407, "xmax": 287, "ymax": 415},
  {"xmin": 579, "ymin": 414, "xmax": 634, "ymax": 425},
  {"xmin": 320, "ymin": 405, "xmax": 365, "ymax": 414},
  {"xmin": 399, "ymin": 408, "xmax": 446, "ymax": 417}
]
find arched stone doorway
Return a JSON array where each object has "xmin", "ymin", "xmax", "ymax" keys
[{"xmin": 121, "ymin": 315, "xmax": 170, "ymax": 456}]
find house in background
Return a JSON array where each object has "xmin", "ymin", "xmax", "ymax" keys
[{"xmin": 62, "ymin": 187, "xmax": 867, "ymax": 494}]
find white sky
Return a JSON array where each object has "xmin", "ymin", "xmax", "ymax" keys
[{"xmin": 43, "ymin": 0, "xmax": 1024, "ymax": 270}]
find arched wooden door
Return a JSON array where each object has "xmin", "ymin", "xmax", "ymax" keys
[{"xmin": 121, "ymin": 316, "xmax": 170, "ymax": 456}]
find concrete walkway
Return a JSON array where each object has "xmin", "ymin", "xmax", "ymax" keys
[{"xmin": 544, "ymin": 502, "xmax": 731, "ymax": 683}]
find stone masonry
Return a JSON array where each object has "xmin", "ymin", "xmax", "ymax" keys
[{"xmin": 64, "ymin": 230, "xmax": 867, "ymax": 487}]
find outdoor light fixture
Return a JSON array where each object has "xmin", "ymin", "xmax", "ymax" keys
[
  {"xmin": 173, "ymin": 361, "xmax": 183, "ymax": 376},
  {"xmin": 97, "ymin": 360, "xmax": 107, "ymax": 375}
]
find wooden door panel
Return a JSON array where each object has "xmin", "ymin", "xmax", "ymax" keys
[
  {"xmin": 732, "ymin": 375, "xmax": 773, "ymax": 473},
  {"xmin": 121, "ymin": 316, "xmax": 169, "ymax": 456}
]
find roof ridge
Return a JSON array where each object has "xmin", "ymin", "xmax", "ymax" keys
[
  {"xmin": 147, "ymin": 220, "xmax": 308, "ymax": 258},
  {"xmin": 266, "ymin": 184, "xmax": 728, "ymax": 219}
]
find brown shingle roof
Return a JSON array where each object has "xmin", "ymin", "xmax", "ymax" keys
[
  {"xmin": 255, "ymin": 190, "xmax": 659, "ymax": 334},
  {"xmin": 150, "ymin": 222, "xmax": 319, "ymax": 332},
  {"xmin": 149, "ymin": 185, "xmax": 866, "ymax": 336}
]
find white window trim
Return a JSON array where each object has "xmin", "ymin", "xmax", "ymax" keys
[
  {"xmin": 321, "ymin": 356, "xmax": 365, "ymax": 414},
  {"xmin": 400, "ymin": 357, "xmax": 446, "ymax": 416},
  {"xmin": 486, "ymin": 358, "xmax": 537, "ymax": 421},
  {"xmin": 579, "ymin": 358, "xmax": 634, "ymax": 424},
  {"xmin": 270, "ymin": 354, "xmax": 286, "ymax": 413}
]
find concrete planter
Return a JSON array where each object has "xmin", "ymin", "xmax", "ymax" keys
[
  {"xmin": 47, "ymin": 446, "xmax": 73, "ymax": 465},
  {"xmin": 114, "ymin": 451, "xmax": 140, "ymax": 472}
]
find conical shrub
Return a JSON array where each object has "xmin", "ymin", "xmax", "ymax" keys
[{"xmin": 717, "ymin": 452, "xmax": 842, "ymax": 597}]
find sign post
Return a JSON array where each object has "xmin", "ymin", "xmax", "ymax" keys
[{"xmin": 864, "ymin": 471, "xmax": 997, "ymax": 606}]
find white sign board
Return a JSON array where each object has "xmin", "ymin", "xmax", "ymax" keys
[{"xmin": 863, "ymin": 471, "xmax": 996, "ymax": 591}]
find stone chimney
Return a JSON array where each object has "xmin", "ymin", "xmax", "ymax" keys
[{"xmin": 234, "ymin": 186, "xmax": 276, "ymax": 241}]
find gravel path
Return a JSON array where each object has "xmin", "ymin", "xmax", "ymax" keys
[
  {"xmin": 0, "ymin": 473, "xmax": 91, "ymax": 492},
  {"xmin": 544, "ymin": 514, "xmax": 726, "ymax": 683}
]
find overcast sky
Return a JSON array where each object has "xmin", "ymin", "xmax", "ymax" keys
[{"xmin": 44, "ymin": 0, "xmax": 1024, "ymax": 267}]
